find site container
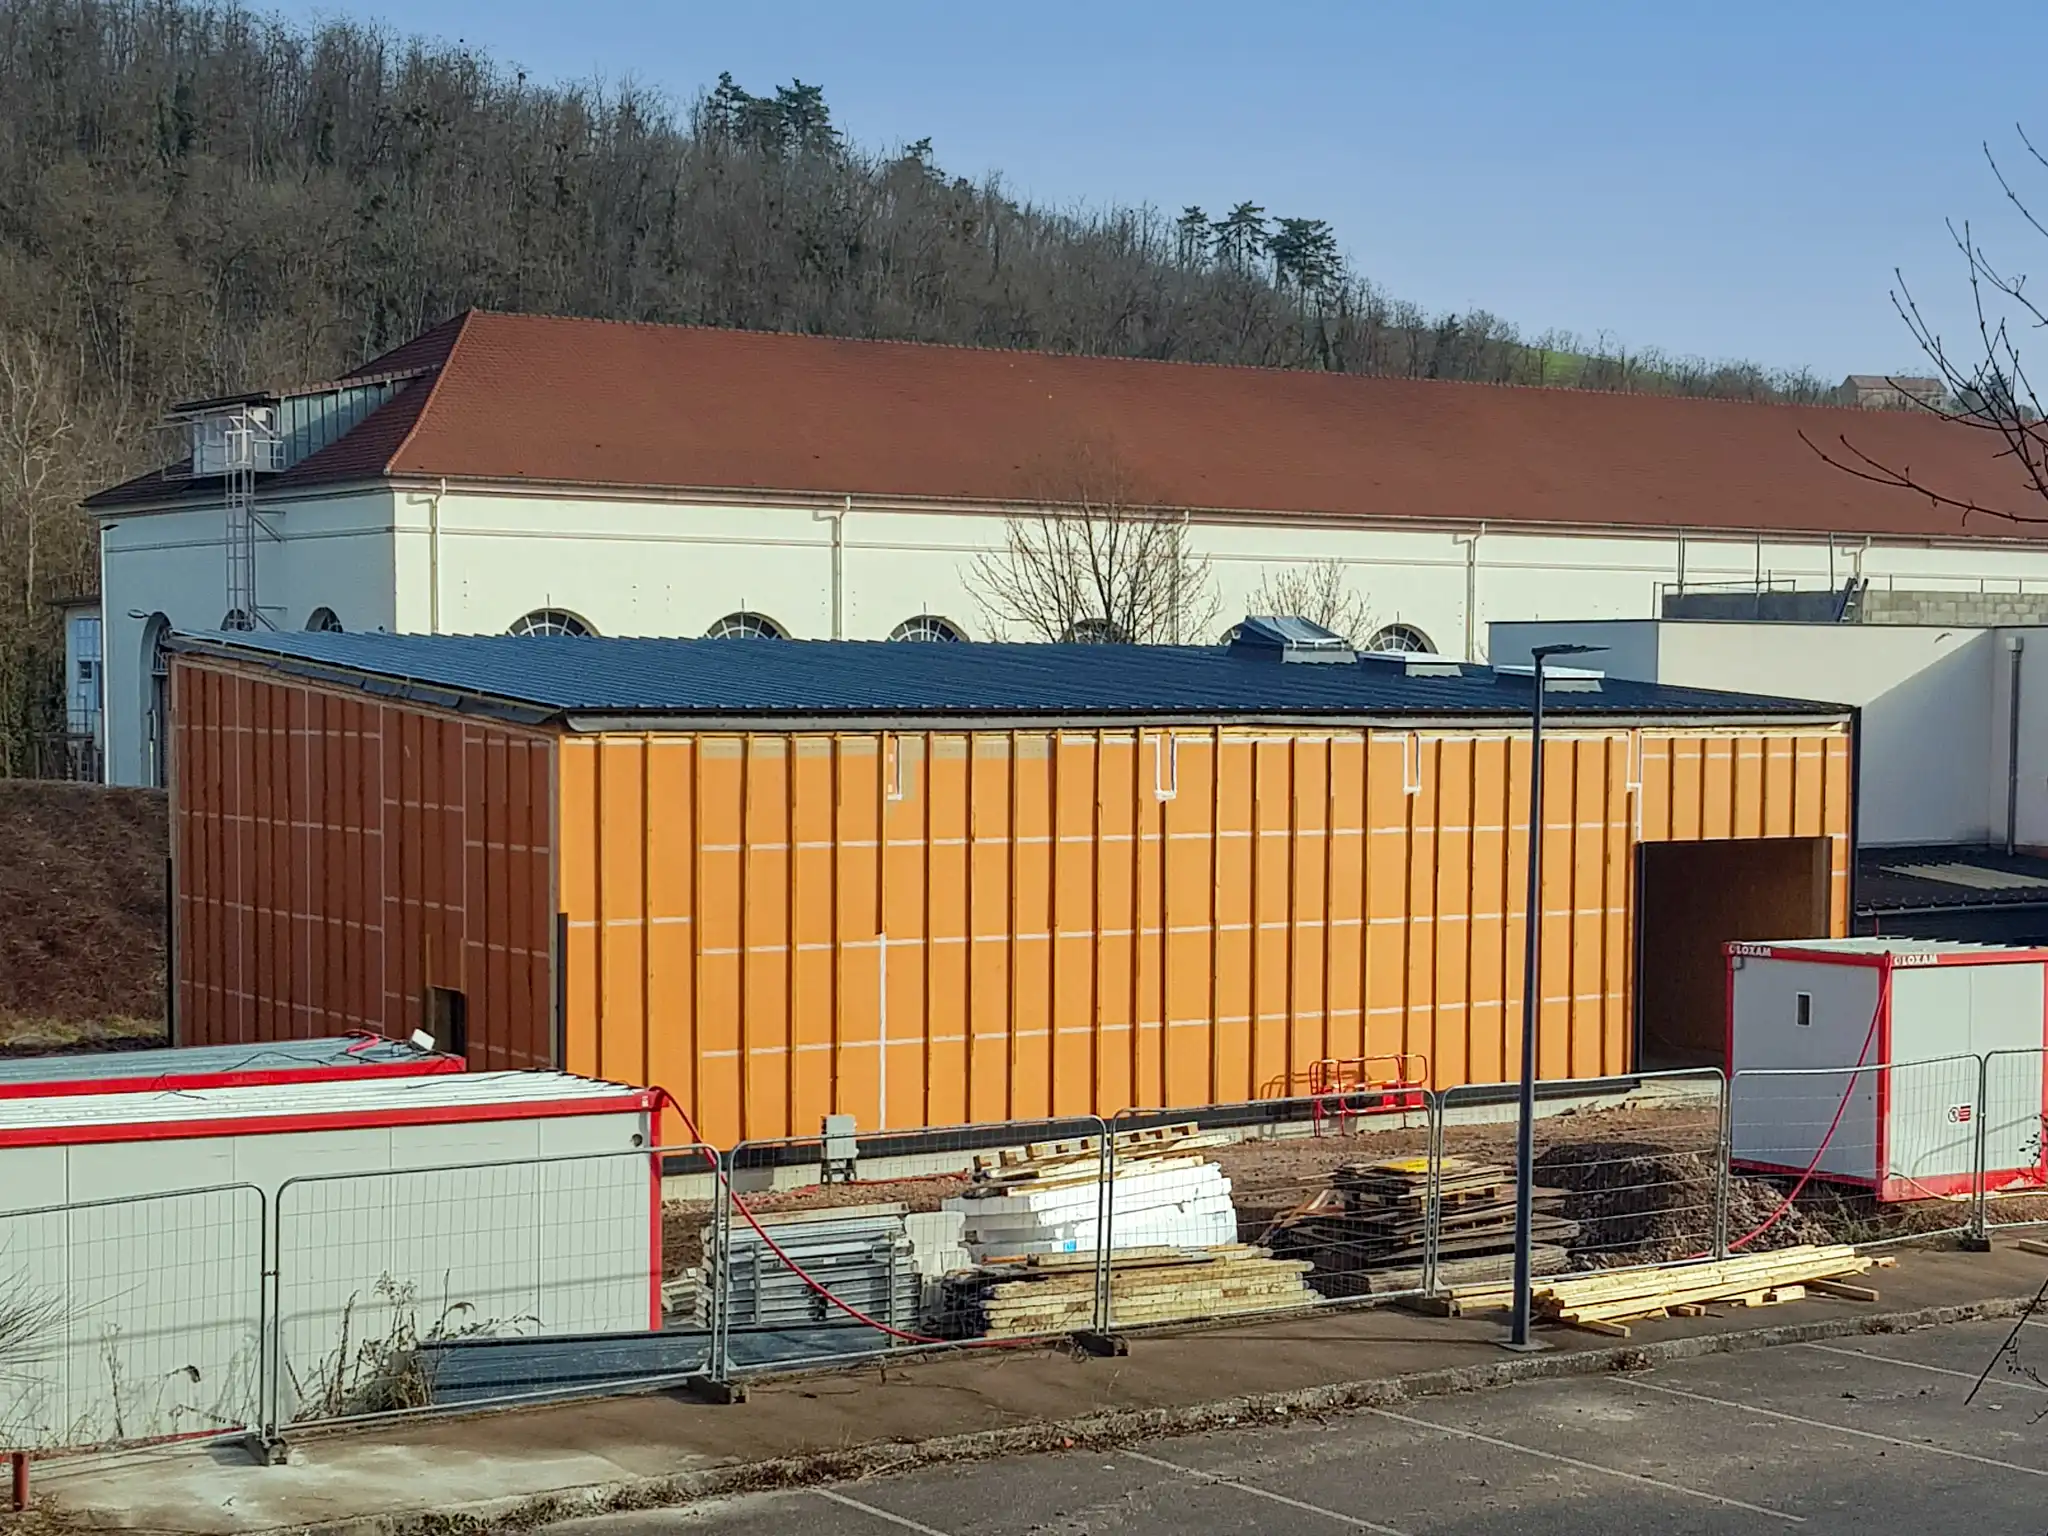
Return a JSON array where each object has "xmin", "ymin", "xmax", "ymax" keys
[
  {"xmin": 165, "ymin": 630, "xmax": 1857, "ymax": 1146},
  {"xmin": 0, "ymin": 1071, "xmax": 662, "ymax": 1447},
  {"xmin": 1728, "ymin": 937, "xmax": 2048, "ymax": 1200}
]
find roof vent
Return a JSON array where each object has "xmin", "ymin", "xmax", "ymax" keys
[
  {"xmin": 1356, "ymin": 648, "xmax": 1464, "ymax": 678},
  {"xmin": 1229, "ymin": 615, "xmax": 1356, "ymax": 664},
  {"xmin": 1494, "ymin": 663, "xmax": 1604, "ymax": 694}
]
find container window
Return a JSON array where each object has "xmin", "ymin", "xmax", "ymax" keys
[{"xmin": 1795, "ymin": 992, "xmax": 1812, "ymax": 1028}]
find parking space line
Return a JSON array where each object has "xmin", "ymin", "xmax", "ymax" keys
[
  {"xmin": 1799, "ymin": 1340, "xmax": 2048, "ymax": 1394},
  {"xmin": 1122, "ymin": 1448, "xmax": 1412, "ymax": 1534},
  {"xmin": 1632, "ymin": 1380, "xmax": 2048, "ymax": 1477},
  {"xmin": 813, "ymin": 1488, "xmax": 957, "ymax": 1536},
  {"xmin": 1362, "ymin": 1406, "xmax": 1802, "ymax": 1523}
]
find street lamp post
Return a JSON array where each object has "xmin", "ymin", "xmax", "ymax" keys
[{"xmin": 1507, "ymin": 642, "xmax": 1605, "ymax": 1351}]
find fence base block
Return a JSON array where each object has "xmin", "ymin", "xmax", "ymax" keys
[
  {"xmin": 1072, "ymin": 1330, "xmax": 1129, "ymax": 1358},
  {"xmin": 243, "ymin": 1433, "xmax": 289, "ymax": 1468},
  {"xmin": 678, "ymin": 1375, "xmax": 748, "ymax": 1405},
  {"xmin": 1958, "ymin": 1233, "xmax": 1994, "ymax": 1253}
]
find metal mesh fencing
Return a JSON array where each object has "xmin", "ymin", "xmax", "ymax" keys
[
  {"xmin": 271, "ymin": 1144, "xmax": 713, "ymax": 1431},
  {"xmin": 1729, "ymin": 1056, "xmax": 1982, "ymax": 1249},
  {"xmin": 1100, "ymin": 1091, "xmax": 1438, "ymax": 1330},
  {"xmin": 0, "ymin": 1184, "xmax": 265, "ymax": 1453},
  {"xmin": 1435, "ymin": 1069, "xmax": 1727, "ymax": 1288},
  {"xmin": 1979, "ymin": 1048, "xmax": 2048, "ymax": 1232},
  {"xmin": 709, "ymin": 1117, "xmax": 1110, "ymax": 1377}
]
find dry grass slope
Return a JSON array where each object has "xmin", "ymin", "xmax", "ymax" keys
[{"xmin": 0, "ymin": 782, "xmax": 168, "ymax": 1051}]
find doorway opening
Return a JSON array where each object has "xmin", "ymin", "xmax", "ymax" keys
[
  {"xmin": 1636, "ymin": 836, "xmax": 1830, "ymax": 1072},
  {"xmin": 426, "ymin": 985, "xmax": 469, "ymax": 1060}
]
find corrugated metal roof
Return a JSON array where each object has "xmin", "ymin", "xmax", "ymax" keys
[
  {"xmin": 0, "ymin": 1034, "xmax": 451, "ymax": 1090},
  {"xmin": 1857, "ymin": 844, "xmax": 2048, "ymax": 913},
  {"xmin": 0, "ymin": 1070, "xmax": 644, "ymax": 1136},
  {"xmin": 166, "ymin": 630, "xmax": 1848, "ymax": 725}
]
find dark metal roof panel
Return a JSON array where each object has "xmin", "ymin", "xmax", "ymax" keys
[
  {"xmin": 1855, "ymin": 845, "xmax": 2048, "ymax": 913},
  {"xmin": 166, "ymin": 630, "xmax": 1852, "ymax": 725}
]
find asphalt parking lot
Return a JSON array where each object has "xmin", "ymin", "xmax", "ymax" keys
[{"xmin": 548, "ymin": 1316, "xmax": 2048, "ymax": 1535}]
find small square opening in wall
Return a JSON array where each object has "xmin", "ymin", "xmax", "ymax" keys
[
  {"xmin": 1796, "ymin": 992, "xmax": 1813, "ymax": 1029},
  {"xmin": 427, "ymin": 986, "xmax": 468, "ymax": 1058}
]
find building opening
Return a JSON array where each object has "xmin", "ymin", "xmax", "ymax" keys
[
  {"xmin": 1635, "ymin": 836, "xmax": 1830, "ymax": 1072},
  {"xmin": 426, "ymin": 985, "xmax": 469, "ymax": 1060}
]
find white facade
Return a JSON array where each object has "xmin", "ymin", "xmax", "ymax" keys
[
  {"xmin": 0, "ymin": 1073, "xmax": 656, "ymax": 1448},
  {"xmin": 97, "ymin": 478, "xmax": 2048, "ymax": 786},
  {"xmin": 1490, "ymin": 617, "xmax": 2048, "ymax": 850}
]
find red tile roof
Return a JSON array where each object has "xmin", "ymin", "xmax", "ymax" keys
[{"xmin": 88, "ymin": 309, "xmax": 2048, "ymax": 540}]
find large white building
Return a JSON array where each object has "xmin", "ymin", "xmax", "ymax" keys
[{"xmin": 85, "ymin": 310, "xmax": 2048, "ymax": 787}]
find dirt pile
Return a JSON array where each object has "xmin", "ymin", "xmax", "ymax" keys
[{"xmin": 0, "ymin": 782, "xmax": 167, "ymax": 1046}]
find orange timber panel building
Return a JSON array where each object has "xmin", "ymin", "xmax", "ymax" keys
[{"xmin": 168, "ymin": 630, "xmax": 1853, "ymax": 1147}]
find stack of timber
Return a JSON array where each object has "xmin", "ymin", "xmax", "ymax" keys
[
  {"xmin": 1265, "ymin": 1156, "xmax": 1579, "ymax": 1297},
  {"xmin": 932, "ymin": 1244, "xmax": 1316, "ymax": 1339},
  {"xmin": 942, "ymin": 1122, "xmax": 1239, "ymax": 1260},
  {"xmin": 1436, "ymin": 1244, "xmax": 1892, "ymax": 1337},
  {"xmin": 928, "ymin": 1123, "xmax": 1315, "ymax": 1336}
]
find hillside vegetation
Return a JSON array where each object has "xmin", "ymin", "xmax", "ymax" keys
[
  {"xmin": 0, "ymin": 782, "xmax": 166, "ymax": 1046},
  {"xmin": 0, "ymin": 0, "xmax": 1833, "ymax": 770}
]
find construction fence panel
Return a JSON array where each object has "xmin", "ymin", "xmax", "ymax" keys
[
  {"xmin": 1729, "ymin": 1056, "xmax": 1982, "ymax": 1250},
  {"xmin": 270, "ymin": 1144, "xmax": 714, "ymax": 1433},
  {"xmin": 709, "ymin": 1117, "xmax": 1110, "ymax": 1379},
  {"xmin": 1102, "ymin": 1089, "xmax": 1438, "ymax": 1331},
  {"xmin": 1979, "ymin": 1047, "xmax": 2048, "ymax": 1232},
  {"xmin": 1435, "ymin": 1069, "xmax": 1728, "ymax": 1288},
  {"xmin": 0, "ymin": 1183, "xmax": 266, "ymax": 1453}
]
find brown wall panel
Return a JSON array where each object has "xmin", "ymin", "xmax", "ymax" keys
[{"xmin": 172, "ymin": 659, "xmax": 556, "ymax": 1066}]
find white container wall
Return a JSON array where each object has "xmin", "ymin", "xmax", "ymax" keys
[
  {"xmin": 0, "ymin": 1073, "xmax": 659, "ymax": 1449},
  {"xmin": 1728, "ymin": 938, "xmax": 2048, "ymax": 1202}
]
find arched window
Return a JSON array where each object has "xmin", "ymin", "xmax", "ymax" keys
[
  {"xmin": 306, "ymin": 607, "xmax": 343, "ymax": 633},
  {"xmin": 706, "ymin": 611, "xmax": 788, "ymax": 640},
  {"xmin": 1061, "ymin": 616, "xmax": 1129, "ymax": 645},
  {"xmin": 141, "ymin": 613, "xmax": 171, "ymax": 789},
  {"xmin": 509, "ymin": 608, "xmax": 596, "ymax": 638},
  {"xmin": 888, "ymin": 614, "xmax": 966, "ymax": 643},
  {"xmin": 221, "ymin": 608, "xmax": 256, "ymax": 632},
  {"xmin": 1366, "ymin": 623, "xmax": 1433, "ymax": 655}
]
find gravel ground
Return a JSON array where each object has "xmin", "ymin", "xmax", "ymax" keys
[{"xmin": 662, "ymin": 1101, "xmax": 2044, "ymax": 1279}]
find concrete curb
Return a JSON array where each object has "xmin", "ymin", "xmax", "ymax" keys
[{"xmin": 156, "ymin": 1293, "xmax": 2048, "ymax": 1536}]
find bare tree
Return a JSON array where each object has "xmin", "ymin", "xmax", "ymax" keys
[
  {"xmin": 0, "ymin": 331, "xmax": 83, "ymax": 620},
  {"xmin": 969, "ymin": 441, "xmax": 1219, "ymax": 644},
  {"xmin": 1245, "ymin": 559, "xmax": 1377, "ymax": 646},
  {"xmin": 1803, "ymin": 126, "xmax": 2048, "ymax": 526}
]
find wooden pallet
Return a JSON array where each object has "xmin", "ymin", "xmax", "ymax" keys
[
  {"xmin": 1536, "ymin": 1246, "xmax": 1884, "ymax": 1332},
  {"xmin": 1415, "ymin": 1245, "xmax": 1892, "ymax": 1336},
  {"xmin": 1269, "ymin": 1157, "xmax": 1575, "ymax": 1285},
  {"xmin": 973, "ymin": 1125, "xmax": 1232, "ymax": 1185},
  {"xmin": 940, "ymin": 1245, "xmax": 1317, "ymax": 1338}
]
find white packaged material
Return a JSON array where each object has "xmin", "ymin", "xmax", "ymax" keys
[{"xmin": 946, "ymin": 1158, "xmax": 1240, "ymax": 1260}]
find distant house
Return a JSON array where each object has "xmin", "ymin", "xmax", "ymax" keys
[
  {"xmin": 80, "ymin": 311, "xmax": 2048, "ymax": 787},
  {"xmin": 1840, "ymin": 374, "xmax": 1948, "ymax": 411}
]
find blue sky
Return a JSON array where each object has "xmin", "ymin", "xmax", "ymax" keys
[{"xmin": 275, "ymin": 0, "xmax": 2047, "ymax": 379}]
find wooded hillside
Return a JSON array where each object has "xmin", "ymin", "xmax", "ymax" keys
[{"xmin": 0, "ymin": 0, "xmax": 1831, "ymax": 770}]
